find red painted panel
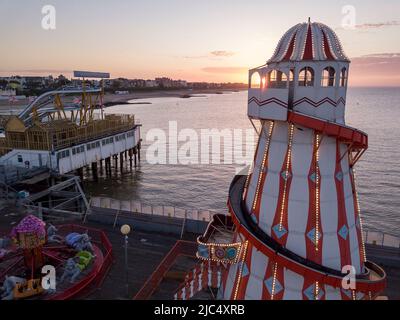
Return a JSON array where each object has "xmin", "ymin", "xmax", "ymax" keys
[{"xmin": 303, "ymin": 24, "xmax": 314, "ymax": 60}]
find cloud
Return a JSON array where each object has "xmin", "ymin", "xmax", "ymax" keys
[
  {"xmin": 349, "ymin": 53, "xmax": 400, "ymax": 86},
  {"xmin": 202, "ymin": 67, "xmax": 247, "ymax": 74},
  {"xmin": 182, "ymin": 55, "xmax": 209, "ymax": 60},
  {"xmin": 182, "ymin": 50, "xmax": 235, "ymax": 60},
  {"xmin": 210, "ymin": 51, "xmax": 235, "ymax": 57},
  {"xmin": 355, "ymin": 20, "xmax": 400, "ymax": 29},
  {"xmin": 358, "ymin": 53, "xmax": 400, "ymax": 59},
  {"xmin": 351, "ymin": 53, "xmax": 400, "ymax": 66}
]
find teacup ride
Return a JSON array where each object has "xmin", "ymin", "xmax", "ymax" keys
[{"xmin": 0, "ymin": 215, "xmax": 112, "ymax": 300}]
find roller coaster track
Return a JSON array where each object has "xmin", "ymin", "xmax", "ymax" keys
[{"xmin": 18, "ymin": 88, "xmax": 101, "ymax": 125}]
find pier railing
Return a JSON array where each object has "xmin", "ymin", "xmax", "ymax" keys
[
  {"xmin": 90, "ymin": 196, "xmax": 400, "ymax": 249},
  {"xmin": 363, "ymin": 230, "xmax": 400, "ymax": 248},
  {"xmin": 0, "ymin": 113, "xmax": 140, "ymax": 153},
  {"xmin": 90, "ymin": 196, "xmax": 222, "ymax": 223}
]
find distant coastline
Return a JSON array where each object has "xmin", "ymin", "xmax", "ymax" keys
[
  {"xmin": 102, "ymin": 88, "xmax": 244, "ymax": 107},
  {"xmin": 0, "ymin": 88, "xmax": 245, "ymax": 111}
]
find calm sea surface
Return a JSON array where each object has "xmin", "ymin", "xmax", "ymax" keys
[{"xmin": 84, "ymin": 88, "xmax": 400, "ymax": 237}]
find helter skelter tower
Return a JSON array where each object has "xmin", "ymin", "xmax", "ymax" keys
[{"xmin": 176, "ymin": 20, "xmax": 387, "ymax": 301}]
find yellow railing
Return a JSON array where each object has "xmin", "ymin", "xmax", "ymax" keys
[{"xmin": 1, "ymin": 114, "xmax": 139, "ymax": 152}]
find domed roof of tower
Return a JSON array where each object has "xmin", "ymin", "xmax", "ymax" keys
[{"xmin": 268, "ymin": 20, "xmax": 350, "ymax": 63}]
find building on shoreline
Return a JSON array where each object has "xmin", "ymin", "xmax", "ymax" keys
[{"xmin": 1, "ymin": 74, "xmax": 246, "ymax": 96}]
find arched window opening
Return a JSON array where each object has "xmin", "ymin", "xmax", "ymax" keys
[
  {"xmin": 250, "ymin": 72, "xmax": 261, "ymax": 89},
  {"xmin": 268, "ymin": 70, "xmax": 288, "ymax": 89},
  {"xmin": 261, "ymin": 76, "xmax": 267, "ymax": 88},
  {"xmin": 340, "ymin": 68, "xmax": 348, "ymax": 87},
  {"xmin": 321, "ymin": 67, "xmax": 336, "ymax": 87},
  {"xmin": 298, "ymin": 67, "xmax": 314, "ymax": 87}
]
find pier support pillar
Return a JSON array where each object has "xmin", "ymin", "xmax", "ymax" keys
[
  {"xmin": 91, "ymin": 162, "xmax": 98, "ymax": 181},
  {"xmin": 129, "ymin": 149, "xmax": 133, "ymax": 168},
  {"xmin": 77, "ymin": 168, "xmax": 84, "ymax": 181},
  {"xmin": 133, "ymin": 147, "xmax": 137, "ymax": 168},
  {"xmin": 113, "ymin": 155, "xmax": 118, "ymax": 171},
  {"xmin": 99, "ymin": 159, "xmax": 104, "ymax": 174},
  {"xmin": 138, "ymin": 141, "xmax": 141, "ymax": 162},
  {"xmin": 105, "ymin": 157, "xmax": 111, "ymax": 176},
  {"xmin": 120, "ymin": 152, "xmax": 124, "ymax": 172}
]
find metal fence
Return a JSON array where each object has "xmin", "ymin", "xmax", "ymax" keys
[
  {"xmin": 90, "ymin": 196, "xmax": 400, "ymax": 249},
  {"xmin": 363, "ymin": 230, "xmax": 400, "ymax": 248},
  {"xmin": 90, "ymin": 197, "xmax": 222, "ymax": 223}
]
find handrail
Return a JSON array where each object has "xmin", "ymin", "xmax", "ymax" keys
[
  {"xmin": 364, "ymin": 230, "xmax": 400, "ymax": 249},
  {"xmin": 287, "ymin": 110, "xmax": 368, "ymax": 149},
  {"xmin": 0, "ymin": 117, "xmax": 139, "ymax": 152},
  {"xmin": 174, "ymin": 260, "xmax": 223, "ymax": 300},
  {"xmin": 133, "ymin": 240, "xmax": 197, "ymax": 300},
  {"xmin": 91, "ymin": 196, "xmax": 222, "ymax": 221}
]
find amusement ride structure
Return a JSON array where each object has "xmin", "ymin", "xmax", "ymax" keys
[
  {"xmin": 175, "ymin": 20, "xmax": 386, "ymax": 300},
  {"xmin": 0, "ymin": 215, "xmax": 112, "ymax": 300},
  {"xmin": 0, "ymin": 71, "xmax": 141, "ymax": 176}
]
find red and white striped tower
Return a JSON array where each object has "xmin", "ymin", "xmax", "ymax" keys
[{"xmin": 221, "ymin": 20, "xmax": 386, "ymax": 300}]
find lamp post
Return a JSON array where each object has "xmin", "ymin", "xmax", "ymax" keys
[{"xmin": 120, "ymin": 224, "xmax": 131, "ymax": 298}]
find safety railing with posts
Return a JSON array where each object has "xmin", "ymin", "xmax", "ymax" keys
[
  {"xmin": 174, "ymin": 260, "xmax": 223, "ymax": 300},
  {"xmin": 90, "ymin": 197, "xmax": 222, "ymax": 223},
  {"xmin": 53, "ymin": 114, "xmax": 139, "ymax": 150},
  {"xmin": 133, "ymin": 240, "xmax": 198, "ymax": 300},
  {"xmin": 363, "ymin": 230, "xmax": 400, "ymax": 248},
  {"xmin": 0, "ymin": 114, "xmax": 140, "ymax": 152},
  {"xmin": 91, "ymin": 197, "xmax": 400, "ymax": 248}
]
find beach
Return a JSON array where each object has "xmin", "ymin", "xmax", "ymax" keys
[{"xmin": 0, "ymin": 88, "xmax": 244, "ymax": 112}]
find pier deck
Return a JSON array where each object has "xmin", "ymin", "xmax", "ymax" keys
[
  {"xmin": 0, "ymin": 209, "xmax": 399, "ymax": 300},
  {"xmin": 82, "ymin": 222, "xmax": 198, "ymax": 300}
]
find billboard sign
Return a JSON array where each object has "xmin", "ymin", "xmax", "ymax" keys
[{"xmin": 73, "ymin": 71, "xmax": 110, "ymax": 79}]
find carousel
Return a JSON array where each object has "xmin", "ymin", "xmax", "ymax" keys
[{"xmin": 0, "ymin": 215, "xmax": 112, "ymax": 300}]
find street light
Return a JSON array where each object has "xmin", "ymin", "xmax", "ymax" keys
[{"xmin": 120, "ymin": 224, "xmax": 131, "ymax": 298}]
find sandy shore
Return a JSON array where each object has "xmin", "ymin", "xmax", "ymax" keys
[
  {"xmin": 103, "ymin": 88, "xmax": 242, "ymax": 105},
  {"xmin": 0, "ymin": 89, "xmax": 244, "ymax": 112}
]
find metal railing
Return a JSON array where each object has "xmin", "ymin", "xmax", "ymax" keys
[
  {"xmin": 0, "ymin": 165, "xmax": 50, "ymax": 186},
  {"xmin": 133, "ymin": 240, "xmax": 198, "ymax": 300},
  {"xmin": 0, "ymin": 114, "xmax": 139, "ymax": 152},
  {"xmin": 174, "ymin": 260, "xmax": 223, "ymax": 300},
  {"xmin": 90, "ymin": 197, "xmax": 400, "ymax": 249},
  {"xmin": 363, "ymin": 230, "xmax": 400, "ymax": 248},
  {"xmin": 90, "ymin": 197, "xmax": 223, "ymax": 222}
]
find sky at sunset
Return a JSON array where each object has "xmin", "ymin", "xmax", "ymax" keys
[{"xmin": 0, "ymin": 0, "xmax": 399, "ymax": 86}]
